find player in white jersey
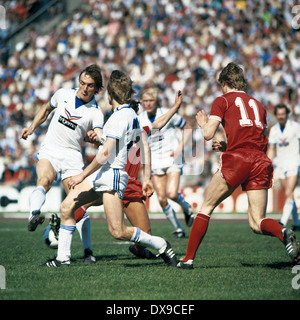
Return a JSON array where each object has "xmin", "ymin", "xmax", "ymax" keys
[
  {"xmin": 267, "ymin": 104, "xmax": 300, "ymax": 230},
  {"xmin": 138, "ymin": 88, "xmax": 194, "ymax": 238},
  {"xmin": 42, "ymin": 70, "xmax": 177, "ymax": 267},
  {"xmin": 20, "ymin": 64, "xmax": 104, "ymax": 262}
]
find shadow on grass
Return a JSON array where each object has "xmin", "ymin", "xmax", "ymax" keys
[{"xmin": 241, "ymin": 261, "xmax": 292, "ymax": 269}]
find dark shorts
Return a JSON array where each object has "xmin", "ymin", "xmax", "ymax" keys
[
  {"xmin": 122, "ymin": 177, "xmax": 146, "ymax": 208},
  {"xmin": 219, "ymin": 149, "xmax": 273, "ymax": 191}
]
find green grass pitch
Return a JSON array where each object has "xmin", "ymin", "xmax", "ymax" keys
[{"xmin": 0, "ymin": 217, "xmax": 299, "ymax": 301}]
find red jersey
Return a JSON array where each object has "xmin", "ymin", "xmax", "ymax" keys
[
  {"xmin": 125, "ymin": 125, "xmax": 151, "ymax": 179},
  {"xmin": 209, "ymin": 91, "xmax": 268, "ymax": 152}
]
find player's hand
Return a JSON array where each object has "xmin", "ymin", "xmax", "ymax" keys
[
  {"xmin": 195, "ymin": 110, "xmax": 208, "ymax": 129},
  {"xmin": 68, "ymin": 173, "xmax": 84, "ymax": 189},
  {"xmin": 175, "ymin": 90, "xmax": 183, "ymax": 108},
  {"xmin": 212, "ymin": 140, "xmax": 227, "ymax": 152},
  {"xmin": 20, "ymin": 128, "xmax": 33, "ymax": 140},
  {"xmin": 142, "ymin": 179, "xmax": 154, "ymax": 198},
  {"xmin": 84, "ymin": 130, "xmax": 98, "ymax": 143}
]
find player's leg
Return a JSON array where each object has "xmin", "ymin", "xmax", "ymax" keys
[
  {"xmin": 124, "ymin": 200, "xmax": 151, "ymax": 234},
  {"xmin": 103, "ymin": 191, "xmax": 177, "ymax": 266},
  {"xmin": 248, "ymin": 189, "xmax": 300, "ymax": 263},
  {"xmin": 28, "ymin": 159, "xmax": 56, "ymax": 231},
  {"xmin": 178, "ymin": 170, "xmax": 235, "ymax": 268},
  {"xmin": 43, "ymin": 179, "xmax": 99, "ymax": 266},
  {"xmin": 62, "ymin": 178, "xmax": 96, "ymax": 263},
  {"xmin": 166, "ymin": 170, "xmax": 194, "ymax": 227},
  {"xmin": 280, "ymin": 175, "xmax": 299, "ymax": 227},
  {"xmin": 152, "ymin": 174, "xmax": 185, "ymax": 236},
  {"xmin": 124, "ymin": 200, "xmax": 156, "ymax": 259}
]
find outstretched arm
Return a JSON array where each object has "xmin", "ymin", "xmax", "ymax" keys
[
  {"xmin": 151, "ymin": 90, "xmax": 183, "ymax": 130},
  {"xmin": 20, "ymin": 102, "xmax": 53, "ymax": 140}
]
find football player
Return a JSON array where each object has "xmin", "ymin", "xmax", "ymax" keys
[
  {"xmin": 20, "ymin": 64, "xmax": 104, "ymax": 262},
  {"xmin": 177, "ymin": 62, "xmax": 300, "ymax": 269},
  {"xmin": 267, "ymin": 104, "xmax": 300, "ymax": 230},
  {"xmin": 138, "ymin": 88, "xmax": 194, "ymax": 238}
]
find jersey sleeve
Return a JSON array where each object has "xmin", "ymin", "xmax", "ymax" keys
[
  {"xmin": 268, "ymin": 126, "xmax": 276, "ymax": 145},
  {"xmin": 209, "ymin": 96, "xmax": 227, "ymax": 122},
  {"xmin": 92, "ymin": 108, "xmax": 104, "ymax": 130},
  {"xmin": 49, "ymin": 88, "xmax": 64, "ymax": 109},
  {"xmin": 171, "ymin": 113, "xmax": 186, "ymax": 129}
]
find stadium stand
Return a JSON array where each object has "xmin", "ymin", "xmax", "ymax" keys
[{"xmin": 0, "ymin": 0, "xmax": 299, "ymax": 191}]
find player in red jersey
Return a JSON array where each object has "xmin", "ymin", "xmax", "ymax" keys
[{"xmin": 177, "ymin": 63, "xmax": 300, "ymax": 269}]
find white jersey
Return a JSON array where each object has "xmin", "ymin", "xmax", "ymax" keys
[
  {"xmin": 101, "ymin": 104, "xmax": 143, "ymax": 169},
  {"xmin": 268, "ymin": 119, "xmax": 300, "ymax": 169},
  {"xmin": 42, "ymin": 88, "xmax": 104, "ymax": 152},
  {"xmin": 138, "ymin": 107, "xmax": 186, "ymax": 170}
]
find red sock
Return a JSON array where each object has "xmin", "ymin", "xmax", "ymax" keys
[
  {"xmin": 183, "ymin": 212, "xmax": 210, "ymax": 262},
  {"xmin": 260, "ymin": 218, "xmax": 284, "ymax": 242},
  {"xmin": 74, "ymin": 206, "xmax": 86, "ymax": 223}
]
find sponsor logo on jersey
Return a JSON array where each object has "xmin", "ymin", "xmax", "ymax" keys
[{"xmin": 58, "ymin": 108, "xmax": 82, "ymax": 130}]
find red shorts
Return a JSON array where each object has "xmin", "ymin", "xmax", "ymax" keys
[
  {"xmin": 219, "ymin": 149, "xmax": 273, "ymax": 191},
  {"xmin": 122, "ymin": 177, "xmax": 145, "ymax": 208}
]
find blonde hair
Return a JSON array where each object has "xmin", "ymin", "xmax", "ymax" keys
[{"xmin": 141, "ymin": 87, "xmax": 158, "ymax": 101}]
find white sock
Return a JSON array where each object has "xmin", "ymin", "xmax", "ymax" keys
[
  {"xmin": 76, "ymin": 212, "xmax": 92, "ymax": 253},
  {"xmin": 291, "ymin": 201, "xmax": 300, "ymax": 226},
  {"xmin": 281, "ymin": 200, "xmax": 294, "ymax": 227},
  {"xmin": 131, "ymin": 227, "xmax": 166, "ymax": 251},
  {"xmin": 162, "ymin": 204, "xmax": 184, "ymax": 231},
  {"xmin": 175, "ymin": 193, "xmax": 190, "ymax": 212},
  {"xmin": 29, "ymin": 186, "xmax": 46, "ymax": 216},
  {"xmin": 57, "ymin": 225, "xmax": 76, "ymax": 262}
]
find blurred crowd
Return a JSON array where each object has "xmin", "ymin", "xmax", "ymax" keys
[{"xmin": 0, "ymin": 0, "xmax": 299, "ymax": 190}]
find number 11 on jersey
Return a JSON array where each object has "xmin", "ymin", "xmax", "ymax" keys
[{"xmin": 235, "ymin": 97, "xmax": 263, "ymax": 129}]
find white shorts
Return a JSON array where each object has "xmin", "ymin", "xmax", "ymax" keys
[
  {"xmin": 88, "ymin": 166, "xmax": 128, "ymax": 199},
  {"xmin": 275, "ymin": 165, "xmax": 299, "ymax": 179},
  {"xmin": 37, "ymin": 145, "xmax": 84, "ymax": 181},
  {"xmin": 151, "ymin": 163, "xmax": 183, "ymax": 176}
]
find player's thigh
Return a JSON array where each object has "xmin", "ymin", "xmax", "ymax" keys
[
  {"xmin": 124, "ymin": 200, "xmax": 151, "ymax": 234},
  {"xmin": 62, "ymin": 178, "xmax": 99, "ymax": 213},
  {"xmin": 246, "ymin": 189, "xmax": 268, "ymax": 232},
  {"xmin": 103, "ymin": 191, "xmax": 126, "ymax": 233},
  {"xmin": 282, "ymin": 175, "xmax": 298, "ymax": 199},
  {"xmin": 152, "ymin": 174, "xmax": 168, "ymax": 198},
  {"xmin": 166, "ymin": 171, "xmax": 181, "ymax": 198},
  {"xmin": 36, "ymin": 159, "xmax": 57, "ymax": 189},
  {"xmin": 201, "ymin": 170, "xmax": 235, "ymax": 215}
]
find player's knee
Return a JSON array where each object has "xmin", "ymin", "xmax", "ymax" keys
[
  {"xmin": 158, "ymin": 196, "xmax": 168, "ymax": 207},
  {"xmin": 166, "ymin": 190, "xmax": 177, "ymax": 200},
  {"xmin": 37, "ymin": 176, "xmax": 53, "ymax": 191},
  {"xmin": 60, "ymin": 201, "xmax": 73, "ymax": 220},
  {"xmin": 109, "ymin": 226, "xmax": 125, "ymax": 240}
]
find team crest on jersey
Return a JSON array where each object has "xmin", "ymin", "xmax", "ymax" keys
[{"xmin": 58, "ymin": 108, "xmax": 82, "ymax": 130}]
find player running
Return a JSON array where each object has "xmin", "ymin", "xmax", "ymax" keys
[
  {"xmin": 177, "ymin": 62, "xmax": 300, "ymax": 269},
  {"xmin": 42, "ymin": 70, "xmax": 177, "ymax": 267},
  {"xmin": 139, "ymin": 88, "xmax": 194, "ymax": 238},
  {"xmin": 267, "ymin": 104, "xmax": 300, "ymax": 230},
  {"xmin": 20, "ymin": 64, "xmax": 104, "ymax": 262}
]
